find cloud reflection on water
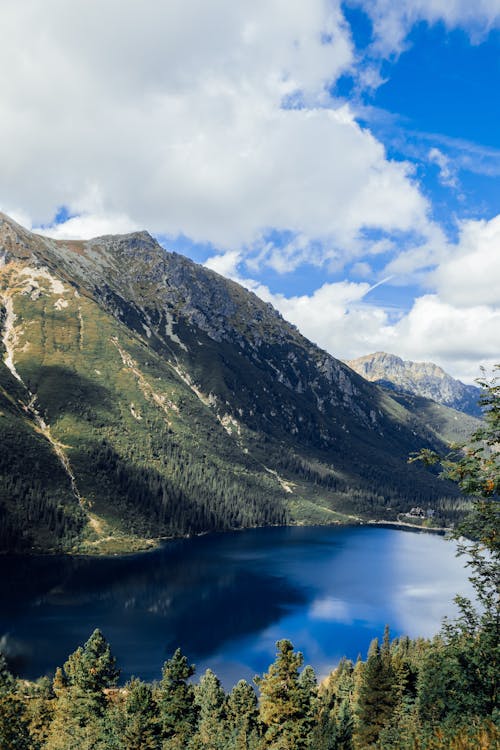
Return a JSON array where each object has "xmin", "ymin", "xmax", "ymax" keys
[{"xmin": 0, "ymin": 526, "xmax": 473, "ymax": 687}]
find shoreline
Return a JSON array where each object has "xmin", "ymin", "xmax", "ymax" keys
[
  {"xmin": 363, "ymin": 519, "xmax": 451, "ymax": 535},
  {"xmin": 0, "ymin": 517, "xmax": 453, "ymax": 558}
]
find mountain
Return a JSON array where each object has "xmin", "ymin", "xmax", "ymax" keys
[
  {"xmin": 0, "ymin": 213, "xmax": 466, "ymax": 553},
  {"xmin": 346, "ymin": 352, "xmax": 482, "ymax": 418}
]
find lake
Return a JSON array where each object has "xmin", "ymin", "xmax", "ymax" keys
[{"xmin": 0, "ymin": 525, "xmax": 474, "ymax": 688}]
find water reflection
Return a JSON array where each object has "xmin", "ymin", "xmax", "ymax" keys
[{"xmin": 0, "ymin": 526, "xmax": 473, "ymax": 687}]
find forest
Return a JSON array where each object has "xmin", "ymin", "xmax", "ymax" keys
[
  {"xmin": 0, "ymin": 370, "xmax": 498, "ymax": 749},
  {"xmin": 0, "ymin": 221, "xmax": 474, "ymax": 555},
  {"xmin": 0, "ymin": 600, "xmax": 497, "ymax": 750}
]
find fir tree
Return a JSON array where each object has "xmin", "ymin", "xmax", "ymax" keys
[
  {"xmin": 157, "ymin": 648, "xmax": 197, "ymax": 749},
  {"xmin": 0, "ymin": 652, "xmax": 31, "ymax": 750},
  {"xmin": 122, "ymin": 678, "xmax": 160, "ymax": 750},
  {"xmin": 226, "ymin": 680, "xmax": 260, "ymax": 750},
  {"xmin": 255, "ymin": 639, "xmax": 314, "ymax": 750},
  {"xmin": 190, "ymin": 669, "xmax": 228, "ymax": 750},
  {"xmin": 353, "ymin": 636, "xmax": 396, "ymax": 748}
]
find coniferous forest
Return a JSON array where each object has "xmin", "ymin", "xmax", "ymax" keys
[{"xmin": 0, "ymin": 370, "xmax": 498, "ymax": 749}]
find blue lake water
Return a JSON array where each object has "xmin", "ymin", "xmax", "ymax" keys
[{"xmin": 0, "ymin": 525, "xmax": 474, "ymax": 688}]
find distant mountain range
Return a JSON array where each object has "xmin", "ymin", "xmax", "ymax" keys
[
  {"xmin": 0, "ymin": 213, "xmax": 470, "ymax": 553},
  {"xmin": 346, "ymin": 352, "xmax": 482, "ymax": 418}
]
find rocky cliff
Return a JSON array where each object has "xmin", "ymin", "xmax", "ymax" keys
[
  {"xmin": 347, "ymin": 352, "xmax": 482, "ymax": 418},
  {"xmin": 0, "ymin": 214, "xmax": 465, "ymax": 552}
]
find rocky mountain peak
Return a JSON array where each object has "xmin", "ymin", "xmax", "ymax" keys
[
  {"xmin": 0, "ymin": 211, "xmax": 470, "ymax": 553},
  {"xmin": 347, "ymin": 351, "xmax": 482, "ymax": 417}
]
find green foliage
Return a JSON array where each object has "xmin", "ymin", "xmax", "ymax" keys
[
  {"xmin": 1, "ymin": 619, "xmax": 498, "ymax": 750},
  {"xmin": 0, "ymin": 231, "xmax": 472, "ymax": 553},
  {"xmin": 191, "ymin": 669, "xmax": 228, "ymax": 750},
  {"xmin": 353, "ymin": 633, "xmax": 397, "ymax": 748},
  {"xmin": 62, "ymin": 629, "xmax": 120, "ymax": 700},
  {"xmin": 121, "ymin": 678, "xmax": 160, "ymax": 750},
  {"xmin": 255, "ymin": 639, "xmax": 316, "ymax": 749},
  {"xmin": 157, "ymin": 648, "xmax": 197, "ymax": 748},
  {"xmin": 44, "ymin": 630, "xmax": 119, "ymax": 750},
  {"xmin": 411, "ymin": 365, "xmax": 499, "ymax": 732},
  {"xmin": 226, "ymin": 680, "xmax": 260, "ymax": 750}
]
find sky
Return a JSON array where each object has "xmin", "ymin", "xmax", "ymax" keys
[{"xmin": 1, "ymin": 1, "xmax": 499, "ymax": 384}]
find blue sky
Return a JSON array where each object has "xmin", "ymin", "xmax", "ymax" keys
[{"xmin": 0, "ymin": 1, "xmax": 499, "ymax": 382}]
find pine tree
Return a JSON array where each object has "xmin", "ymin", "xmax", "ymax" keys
[
  {"xmin": 353, "ymin": 636, "xmax": 396, "ymax": 748},
  {"xmin": 190, "ymin": 669, "xmax": 228, "ymax": 750},
  {"xmin": 255, "ymin": 639, "xmax": 314, "ymax": 750},
  {"xmin": 44, "ymin": 629, "xmax": 120, "ymax": 750},
  {"xmin": 157, "ymin": 648, "xmax": 197, "ymax": 749},
  {"xmin": 226, "ymin": 680, "xmax": 260, "ymax": 750},
  {"xmin": 0, "ymin": 652, "xmax": 31, "ymax": 750},
  {"xmin": 122, "ymin": 678, "xmax": 160, "ymax": 750}
]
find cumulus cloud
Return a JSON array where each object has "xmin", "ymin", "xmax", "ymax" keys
[
  {"xmin": 0, "ymin": 0, "xmax": 435, "ymax": 261},
  {"xmin": 36, "ymin": 213, "xmax": 139, "ymax": 240},
  {"xmin": 355, "ymin": 0, "xmax": 500, "ymax": 55},
  {"xmin": 431, "ymin": 215, "xmax": 500, "ymax": 307},
  {"xmin": 213, "ymin": 213, "xmax": 499, "ymax": 384},
  {"xmin": 1, "ymin": 1, "xmax": 496, "ymax": 383},
  {"xmin": 259, "ymin": 283, "xmax": 498, "ymax": 384}
]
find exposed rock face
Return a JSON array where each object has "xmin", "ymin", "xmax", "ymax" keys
[
  {"xmin": 346, "ymin": 352, "xmax": 482, "ymax": 417},
  {"xmin": 0, "ymin": 213, "xmax": 466, "ymax": 553}
]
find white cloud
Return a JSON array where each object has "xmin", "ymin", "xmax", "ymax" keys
[
  {"xmin": 428, "ymin": 147, "xmax": 458, "ymax": 188},
  {"xmin": 204, "ymin": 250, "xmax": 242, "ymax": 278},
  {"xmin": 1, "ymin": 1, "xmax": 496, "ymax": 383},
  {"xmin": 0, "ymin": 0, "xmax": 435, "ymax": 260},
  {"xmin": 391, "ymin": 295, "xmax": 500, "ymax": 378},
  {"xmin": 382, "ymin": 223, "xmax": 449, "ymax": 279},
  {"xmin": 355, "ymin": 0, "xmax": 500, "ymax": 55},
  {"xmin": 310, "ymin": 597, "xmax": 352, "ymax": 623},
  {"xmin": 230, "ymin": 274, "xmax": 395, "ymax": 362},
  {"xmin": 431, "ymin": 215, "xmax": 500, "ymax": 306},
  {"xmin": 351, "ymin": 261, "xmax": 372, "ymax": 278},
  {"xmin": 35, "ymin": 213, "xmax": 139, "ymax": 240},
  {"xmin": 218, "ymin": 214, "xmax": 499, "ymax": 383},
  {"xmin": 265, "ymin": 284, "xmax": 498, "ymax": 384}
]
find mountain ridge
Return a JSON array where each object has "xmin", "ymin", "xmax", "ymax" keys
[
  {"xmin": 346, "ymin": 351, "xmax": 482, "ymax": 417},
  {"xmin": 0, "ymin": 213, "xmax": 467, "ymax": 553}
]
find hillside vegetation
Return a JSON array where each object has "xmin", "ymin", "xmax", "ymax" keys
[
  {"xmin": 1, "ymin": 367, "xmax": 497, "ymax": 749},
  {"xmin": 0, "ymin": 213, "xmax": 471, "ymax": 553}
]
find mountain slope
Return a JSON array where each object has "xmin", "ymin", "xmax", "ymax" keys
[
  {"xmin": 346, "ymin": 352, "xmax": 482, "ymax": 417},
  {"xmin": 0, "ymin": 214, "xmax": 465, "ymax": 552}
]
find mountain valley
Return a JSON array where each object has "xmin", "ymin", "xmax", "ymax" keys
[{"xmin": 0, "ymin": 213, "xmax": 473, "ymax": 553}]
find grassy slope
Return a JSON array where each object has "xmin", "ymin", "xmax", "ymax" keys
[
  {"xmin": 384, "ymin": 390, "xmax": 481, "ymax": 444},
  {"xmin": 0, "ymin": 230, "xmax": 469, "ymax": 553},
  {"xmin": 1, "ymin": 266, "xmax": 299, "ymax": 552}
]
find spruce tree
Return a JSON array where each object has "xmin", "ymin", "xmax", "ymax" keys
[
  {"xmin": 226, "ymin": 680, "xmax": 260, "ymax": 750},
  {"xmin": 255, "ymin": 639, "xmax": 314, "ymax": 750},
  {"xmin": 190, "ymin": 668, "xmax": 228, "ymax": 750},
  {"xmin": 353, "ymin": 636, "xmax": 396, "ymax": 748},
  {"xmin": 0, "ymin": 652, "xmax": 31, "ymax": 750},
  {"xmin": 157, "ymin": 648, "xmax": 197, "ymax": 748},
  {"xmin": 122, "ymin": 678, "xmax": 160, "ymax": 750},
  {"xmin": 44, "ymin": 630, "xmax": 119, "ymax": 750}
]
